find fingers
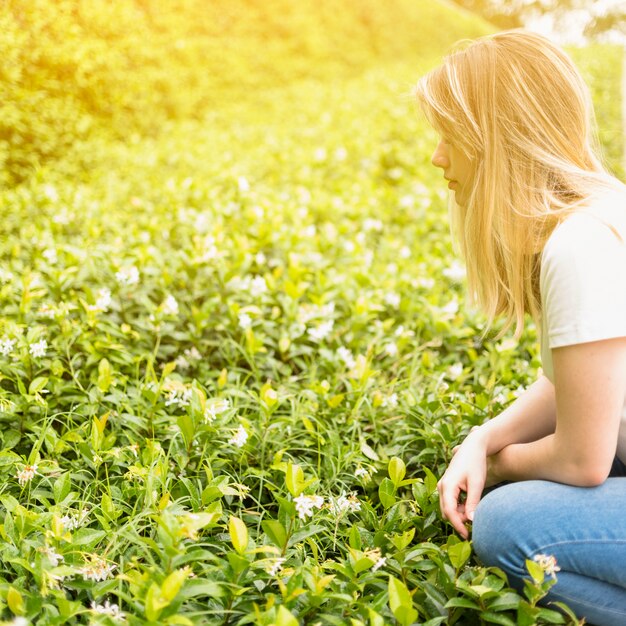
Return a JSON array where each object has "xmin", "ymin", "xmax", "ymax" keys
[
  {"xmin": 464, "ymin": 475, "xmax": 484, "ymax": 523},
  {"xmin": 438, "ymin": 479, "xmax": 470, "ymax": 539}
]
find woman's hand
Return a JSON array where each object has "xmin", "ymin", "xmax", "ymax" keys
[{"xmin": 437, "ymin": 431, "xmax": 488, "ymax": 539}]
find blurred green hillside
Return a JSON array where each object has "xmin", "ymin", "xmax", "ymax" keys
[{"xmin": 0, "ymin": 0, "xmax": 492, "ymax": 186}]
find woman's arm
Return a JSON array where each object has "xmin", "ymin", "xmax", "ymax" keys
[
  {"xmin": 438, "ymin": 374, "xmax": 558, "ymax": 537},
  {"xmin": 489, "ymin": 337, "xmax": 626, "ymax": 486}
]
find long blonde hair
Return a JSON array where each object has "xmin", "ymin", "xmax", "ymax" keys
[{"xmin": 415, "ymin": 30, "xmax": 621, "ymax": 337}]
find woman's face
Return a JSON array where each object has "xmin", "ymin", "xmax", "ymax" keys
[{"xmin": 431, "ymin": 138, "xmax": 474, "ymax": 206}]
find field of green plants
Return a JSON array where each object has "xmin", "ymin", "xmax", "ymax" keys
[{"xmin": 0, "ymin": 1, "xmax": 623, "ymax": 625}]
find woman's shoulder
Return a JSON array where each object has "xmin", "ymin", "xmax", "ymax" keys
[{"xmin": 544, "ymin": 187, "xmax": 626, "ymax": 259}]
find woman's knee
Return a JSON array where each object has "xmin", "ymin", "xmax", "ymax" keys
[{"xmin": 472, "ymin": 482, "xmax": 541, "ymax": 580}]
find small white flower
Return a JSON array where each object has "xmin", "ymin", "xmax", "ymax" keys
[
  {"xmin": 17, "ymin": 464, "xmax": 38, "ymax": 486},
  {"xmin": 384, "ymin": 292, "xmax": 401, "ymax": 308},
  {"xmin": 29, "ymin": 339, "xmax": 47, "ymax": 358},
  {"xmin": 91, "ymin": 599, "xmax": 126, "ymax": 621},
  {"xmin": 399, "ymin": 246, "xmax": 411, "ymax": 259},
  {"xmin": 532, "ymin": 553, "xmax": 561, "ymax": 577},
  {"xmin": 255, "ymin": 252, "xmax": 267, "ymax": 265},
  {"xmin": 42, "ymin": 248, "xmax": 58, "ymax": 264},
  {"xmin": 38, "ymin": 304, "xmax": 56, "ymax": 319},
  {"xmin": 294, "ymin": 494, "xmax": 324, "ymax": 520},
  {"xmin": 307, "ymin": 320, "xmax": 334, "ymax": 342},
  {"xmin": 443, "ymin": 260, "xmax": 466, "ymax": 282},
  {"xmin": 336, "ymin": 347, "xmax": 356, "ymax": 369},
  {"xmin": 238, "ymin": 312, "xmax": 252, "ymax": 330},
  {"xmin": 0, "ymin": 268, "xmax": 14, "ymax": 283},
  {"xmin": 416, "ymin": 277, "xmax": 435, "ymax": 289},
  {"xmin": 115, "ymin": 266, "xmax": 140, "ymax": 286},
  {"xmin": 355, "ymin": 467, "xmax": 369, "ymax": 479},
  {"xmin": 384, "ymin": 342, "xmax": 398, "ymax": 357},
  {"xmin": 382, "ymin": 393, "xmax": 398, "ymax": 409},
  {"xmin": 79, "ymin": 555, "xmax": 116, "ymax": 582},
  {"xmin": 228, "ymin": 425, "xmax": 248, "ymax": 448},
  {"xmin": 265, "ymin": 557, "xmax": 286, "ymax": 576},
  {"xmin": 250, "ymin": 276, "xmax": 268, "ymax": 297},
  {"xmin": 184, "ymin": 347, "xmax": 202, "ymax": 361},
  {"xmin": 0, "ymin": 338, "xmax": 16, "ymax": 356},
  {"xmin": 39, "ymin": 545, "xmax": 64, "ymax": 567},
  {"xmin": 441, "ymin": 299, "xmax": 459, "ymax": 316},
  {"xmin": 446, "ymin": 363, "xmax": 464, "ymax": 381},
  {"xmin": 204, "ymin": 399, "xmax": 230, "ymax": 423},
  {"xmin": 372, "ymin": 556, "xmax": 387, "ymax": 572},
  {"xmin": 237, "ymin": 176, "xmax": 250, "ymax": 193},
  {"xmin": 59, "ymin": 508, "xmax": 90, "ymax": 531},
  {"xmin": 8, "ymin": 618, "xmax": 29, "ymax": 626},
  {"xmin": 363, "ymin": 218, "xmax": 383, "ymax": 232},
  {"xmin": 329, "ymin": 492, "xmax": 361, "ymax": 516},
  {"xmin": 162, "ymin": 294, "xmax": 179, "ymax": 316}
]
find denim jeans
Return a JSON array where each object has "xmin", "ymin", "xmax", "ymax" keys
[{"xmin": 472, "ymin": 458, "xmax": 626, "ymax": 626}]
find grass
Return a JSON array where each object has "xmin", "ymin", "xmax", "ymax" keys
[{"xmin": 0, "ymin": 2, "xmax": 622, "ymax": 625}]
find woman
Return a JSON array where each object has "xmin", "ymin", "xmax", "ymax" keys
[{"xmin": 415, "ymin": 30, "xmax": 626, "ymax": 625}]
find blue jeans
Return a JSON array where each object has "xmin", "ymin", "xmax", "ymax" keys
[{"xmin": 473, "ymin": 458, "xmax": 626, "ymax": 626}]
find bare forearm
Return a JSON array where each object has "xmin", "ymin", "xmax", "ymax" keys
[
  {"xmin": 471, "ymin": 375, "xmax": 557, "ymax": 455},
  {"xmin": 490, "ymin": 434, "xmax": 609, "ymax": 486}
]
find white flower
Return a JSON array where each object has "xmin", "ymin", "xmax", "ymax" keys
[
  {"xmin": 0, "ymin": 268, "xmax": 14, "ymax": 283},
  {"xmin": 8, "ymin": 618, "xmax": 29, "ymax": 626},
  {"xmin": 238, "ymin": 312, "xmax": 252, "ymax": 330},
  {"xmin": 384, "ymin": 342, "xmax": 398, "ymax": 357},
  {"xmin": 42, "ymin": 248, "xmax": 58, "ymax": 264},
  {"xmin": 17, "ymin": 464, "xmax": 38, "ymax": 486},
  {"xmin": 384, "ymin": 292, "xmax": 401, "ymax": 308},
  {"xmin": 336, "ymin": 347, "xmax": 356, "ymax": 369},
  {"xmin": 265, "ymin": 557, "xmax": 286, "ymax": 576},
  {"xmin": 91, "ymin": 599, "xmax": 126, "ymax": 621},
  {"xmin": 372, "ymin": 556, "xmax": 387, "ymax": 572},
  {"xmin": 255, "ymin": 252, "xmax": 267, "ymax": 265},
  {"xmin": 355, "ymin": 467, "xmax": 369, "ymax": 479},
  {"xmin": 164, "ymin": 386, "xmax": 193, "ymax": 408},
  {"xmin": 184, "ymin": 347, "xmax": 202, "ymax": 361},
  {"xmin": 443, "ymin": 260, "xmax": 466, "ymax": 282},
  {"xmin": 307, "ymin": 320, "xmax": 334, "ymax": 342},
  {"xmin": 39, "ymin": 545, "xmax": 64, "ymax": 567},
  {"xmin": 363, "ymin": 218, "xmax": 383, "ymax": 232},
  {"xmin": 228, "ymin": 425, "xmax": 248, "ymax": 448},
  {"xmin": 59, "ymin": 508, "xmax": 90, "ymax": 531},
  {"xmin": 115, "ymin": 266, "xmax": 139, "ymax": 286},
  {"xmin": 250, "ymin": 276, "xmax": 268, "ymax": 297},
  {"xmin": 174, "ymin": 355, "xmax": 190, "ymax": 371},
  {"xmin": 29, "ymin": 339, "xmax": 47, "ymax": 358},
  {"xmin": 0, "ymin": 338, "xmax": 16, "ymax": 356},
  {"xmin": 237, "ymin": 176, "xmax": 250, "ymax": 193},
  {"xmin": 95, "ymin": 288, "xmax": 112, "ymax": 311},
  {"xmin": 204, "ymin": 399, "xmax": 230, "ymax": 423},
  {"xmin": 382, "ymin": 393, "xmax": 398, "ymax": 408},
  {"xmin": 532, "ymin": 553, "xmax": 561, "ymax": 577},
  {"xmin": 329, "ymin": 493, "xmax": 361, "ymax": 516},
  {"xmin": 38, "ymin": 304, "xmax": 56, "ymax": 319},
  {"xmin": 399, "ymin": 246, "xmax": 411, "ymax": 259},
  {"xmin": 441, "ymin": 299, "xmax": 459, "ymax": 316},
  {"xmin": 512, "ymin": 385, "xmax": 526, "ymax": 398},
  {"xmin": 416, "ymin": 277, "xmax": 435, "ymax": 289},
  {"xmin": 162, "ymin": 294, "xmax": 179, "ymax": 316},
  {"xmin": 446, "ymin": 363, "xmax": 464, "ymax": 380},
  {"xmin": 79, "ymin": 555, "xmax": 116, "ymax": 582},
  {"xmin": 294, "ymin": 494, "xmax": 324, "ymax": 520}
]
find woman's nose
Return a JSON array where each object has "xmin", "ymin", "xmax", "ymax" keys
[{"xmin": 431, "ymin": 141, "xmax": 449, "ymax": 169}]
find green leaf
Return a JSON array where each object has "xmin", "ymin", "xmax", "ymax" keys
[
  {"xmin": 388, "ymin": 575, "xmax": 418, "ymax": 626},
  {"xmin": 447, "ymin": 540, "xmax": 472, "ymax": 570},
  {"xmin": 480, "ymin": 612, "xmax": 517, "ymax": 626},
  {"xmin": 53, "ymin": 473, "xmax": 71, "ymax": 503},
  {"xmin": 176, "ymin": 413, "xmax": 195, "ymax": 449},
  {"xmin": 28, "ymin": 376, "xmax": 48, "ymax": 395},
  {"xmin": 525, "ymin": 558, "xmax": 545, "ymax": 584},
  {"xmin": 285, "ymin": 462, "xmax": 305, "ymax": 497},
  {"xmin": 378, "ymin": 478, "xmax": 396, "ymax": 509},
  {"xmin": 145, "ymin": 582, "xmax": 169, "ymax": 621},
  {"xmin": 7, "ymin": 586, "xmax": 24, "ymax": 616},
  {"xmin": 97, "ymin": 358, "xmax": 112, "ymax": 392},
  {"xmin": 388, "ymin": 457, "xmax": 406, "ymax": 487},
  {"xmin": 262, "ymin": 519, "xmax": 287, "ymax": 549},
  {"xmin": 275, "ymin": 605, "xmax": 299, "ymax": 626},
  {"xmin": 161, "ymin": 568, "xmax": 191, "ymax": 602},
  {"xmin": 71, "ymin": 528, "xmax": 106, "ymax": 546},
  {"xmin": 348, "ymin": 525, "xmax": 362, "ymax": 551},
  {"xmin": 229, "ymin": 515, "xmax": 248, "ymax": 555}
]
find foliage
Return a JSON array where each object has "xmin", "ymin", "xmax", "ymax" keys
[
  {"xmin": 0, "ymin": 0, "xmax": 492, "ymax": 187},
  {"xmin": 0, "ymin": 1, "xmax": 621, "ymax": 624}
]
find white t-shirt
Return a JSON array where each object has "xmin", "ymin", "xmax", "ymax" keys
[{"xmin": 540, "ymin": 188, "xmax": 626, "ymax": 462}]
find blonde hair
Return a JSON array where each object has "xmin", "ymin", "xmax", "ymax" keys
[{"xmin": 415, "ymin": 29, "xmax": 621, "ymax": 337}]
